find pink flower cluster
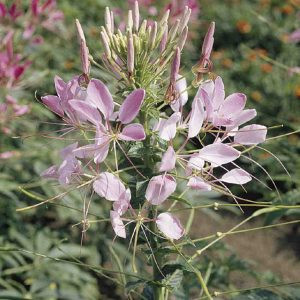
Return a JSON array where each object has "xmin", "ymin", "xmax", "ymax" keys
[
  {"xmin": 40, "ymin": 3, "xmax": 268, "ymax": 242},
  {"xmin": 0, "ymin": 31, "xmax": 31, "ymax": 88}
]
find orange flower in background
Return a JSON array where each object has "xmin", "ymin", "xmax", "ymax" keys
[
  {"xmin": 221, "ymin": 58, "xmax": 233, "ymax": 68},
  {"xmin": 251, "ymin": 91, "xmax": 263, "ymax": 102},
  {"xmin": 236, "ymin": 20, "xmax": 252, "ymax": 34},
  {"xmin": 64, "ymin": 60, "xmax": 74, "ymax": 70},
  {"xmin": 280, "ymin": 4, "xmax": 294, "ymax": 14},
  {"xmin": 212, "ymin": 50, "xmax": 224, "ymax": 60},
  {"xmin": 247, "ymin": 48, "xmax": 268, "ymax": 61},
  {"xmin": 261, "ymin": 63, "xmax": 273, "ymax": 73}
]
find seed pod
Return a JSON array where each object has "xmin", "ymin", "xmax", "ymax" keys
[
  {"xmin": 110, "ymin": 10, "xmax": 114, "ymax": 33},
  {"xmin": 178, "ymin": 7, "xmax": 191, "ymax": 34},
  {"xmin": 139, "ymin": 19, "xmax": 147, "ymax": 36},
  {"xmin": 105, "ymin": 7, "xmax": 112, "ymax": 34}
]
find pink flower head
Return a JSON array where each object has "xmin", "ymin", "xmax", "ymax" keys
[{"xmin": 41, "ymin": 143, "xmax": 81, "ymax": 185}]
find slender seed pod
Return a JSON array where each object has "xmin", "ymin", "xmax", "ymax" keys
[
  {"xmin": 105, "ymin": 7, "xmax": 112, "ymax": 34},
  {"xmin": 178, "ymin": 7, "xmax": 191, "ymax": 34},
  {"xmin": 100, "ymin": 31, "xmax": 111, "ymax": 59},
  {"xmin": 110, "ymin": 10, "xmax": 114, "ymax": 33},
  {"xmin": 170, "ymin": 47, "xmax": 181, "ymax": 82},
  {"xmin": 150, "ymin": 21, "xmax": 157, "ymax": 50},
  {"xmin": 168, "ymin": 19, "xmax": 180, "ymax": 42},
  {"xmin": 139, "ymin": 19, "xmax": 147, "ymax": 36}
]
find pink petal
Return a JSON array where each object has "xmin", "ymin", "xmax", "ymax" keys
[
  {"xmin": 54, "ymin": 75, "xmax": 67, "ymax": 99},
  {"xmin": 219, "ymin": 93, "xmax": 246, "ymax": 117},
  {"xmin": 198, "ymin": 87, "xmax": 212, "ymax": 121},
  {"xmin": 188, "ymin": 95, "xmax": 205, "ymax": 138},
  {"xmin": 60, "ymin": 142, "xmax": 78, "ymax": 159},
  {"xmin": 118, "ymin": 89, "xmax": 145, "ymax": 124},
  {"xmin": 198, "ymin": 143, "xmax": 240, "ymax": 167},
  {"xmin": 110, "ymin": 211, "xmax": 126, "ymax": 238},
  {"xmin": 113, "ymin": 189, "xmax": 131, "ymax": 215},
  {"xmin": 119, "ymin": 123, "xmax": 146, "ymax": 141},
  {"xmin": 159, "ymin": 146, "xmax": 176, "ymax": 172},
  {"xmin": 221, "ymin": 168, "xmax": 252, "ymax": 184},
  {"xmin": 41, "ymin": 95, "xmax": 64, "ymax": 117},
  {"xmin": 157, "ymin": 112, "xmax": 181, "ymax": 141},
  {"xmin": 170, "ymin": 75, "xmax": 188, "ymax": 112},
  {"xmin": 145, "ymin": 175, "xmax": 176, "ymax": 205},
  {"xmin": 93, "ymin": 172, "xmax": 126, "ymax": 201},
  {"xmin": 69, "ymin": 100, "xmax": 102, "ymax": 125},
  {"xmin": 234, "ymin": 124, "xmax": 267, "ymax": 145},
  {"xmin": 156, "ymin": 213, "xmax": 184, "ymax": 240},
  {"xmin": 201, "ymin": 80, "xmax": 215, "ymax": 99},
  {"xmin": 86, "ymin": 79, "xmax": 114, "ymax": 119},
  {"xmin": 187, "ymin": 177, "xmax": 211, "ymax": 191},
  {"xmin": 41, "ymin": 165, "xmax": 58, "ymax": 179},
  {"xmin": 227, "ymin": 109, "xmax": 257, "ymax": 131},
  {"xmin": 187, "ymin": 153, "xmax": 205, "ymax": 170},
  {"xmin": 212, "ymin": 76, "xmax": 225, "ymax": 110}
]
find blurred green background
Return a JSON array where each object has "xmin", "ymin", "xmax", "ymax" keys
[{"xmin": 0, "ymin": 0, "xmax": 299, "ymax": 299}]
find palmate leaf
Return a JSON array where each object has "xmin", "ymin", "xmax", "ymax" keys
[{"xmin": 162, "ymin": 269, "xmax": 183, "ymax": 290}]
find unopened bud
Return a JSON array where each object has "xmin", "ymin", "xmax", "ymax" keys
[
  {"xmin": 178, "ymin": 7, "xmax": 191, "ymax": 34},
  {"xmin": 133, "ymin": 1, "xmax": 140, "ymax": 32},
  {"xmin": 127, "ymin": 10, "xmax": 133, "ymax": 33},
  {"xmin": 178, "ymin": 26, "xmax": 188, "ymax": 51},
  {"xmin": 139, "ymin": 19, "xmax": 147, "ymax": 36},
  {"xmin": 168, "ymin": 19, "xmax": 180, "ymax": 42},
  {"xmin": 100, "ymin": 31, "xmax": 111, "ymax": 59},
  {"xmin": 202, "ymin": 22, "xmax": 215, "ymax": 58},
  {"xmin": 159, "ymin": 24, "xmax": 168, "ymax": 53},
  {"xmin": 105, "ymin": 7, "xmax": 112, "ymax": 34},
  {"xmin": 170, "ymin": 47, "xmax": 181, "ymax": 82},
  {"xmin": 110, "ymin": 10, "xmax": 114, "ymax": 33},
  {"xmin": 75, "ymin": 19, "xmax": 90, "ymax": 75},
  {"xmin": 150, "ymin": 21, "xmax": 157, "ymax": 50},
  {"xmin": 127, "ymin": 33, "xmax": 134, "ymax": 74},
  {"xmin": 160, "ymin": 9, "xmax": 170, "ymax": 25}
]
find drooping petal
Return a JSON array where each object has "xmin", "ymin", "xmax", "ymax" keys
[
  {"xmin": 57, "ymin": 157, "xmax": 81, "ymax": 185},
  {"xmin": 156, "ymin": 213, "xmax": 184, "ymax": 240},
  {"xmin": 219, "ymin": 93, "xmax": 246, "ymax": 117},
  {"xmin": 221, "ymin": 168, "xmax": 252, "ymax": 184},
  {"xmin": 234, "ymin": 124, "xmax": 267, "ymax": 145},
  {"xmin": 198, "ymin": 87, "xmax": 212, "ymax": 121},
  {"xmin": 171, "ymin": 75, "xmax": 188, "ymax": 112},
  {"xmin": 41, "ymin": 165, "xmax": 58, "ymax": 179},
  {"xmin": 157, "ymin": 112, "xmax": 181, "ymax": 141},
  {"xmin": 113, "ymin": 189, "xmax": 131, "ymax": 215},
  {"xmin": 188, "ymin": 95, "xmax": 205, "ymax": 138},
  {"xmin": 159, "ymin": 146, "xmax": 176, "ymax": 172},
  {"xmin": 69, "ymin": 100, "xmax": 102, "ymax": 125},
  {"xmin": 110, "ymin": 211, "xmax": 126, "ymax": 238},
  {"xmin": 145, "ymin": 175, "xmax": 176, "ymax": 205},
  {"xmin": 187, "ymin": 177, "xmax": 211, "ymax": 191},
  {"xmin": 118, "ymin": 89, "xmax": 145, "ymax": 124},
  {"xmin": 119, "ymin": 123, "xmax": 146, "ymax": 141},
  {"xmin": 86, "ymin": 79, "xmax": 114, "ymax": 119},
  {"xmin": 93, "ymin": 172, "xmax": 126, "ymax": 201},
  {"xmin": 41, "ymin": 95, "xmax": 64, "ymax": 117},
  {"xmin": 198, "ymin": 143, "xmax": 240, "ymax": 167}
]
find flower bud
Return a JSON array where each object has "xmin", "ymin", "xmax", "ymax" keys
[
  {"xmin": 168, "ymin": 19, "xmax": 180, "ymax": 42},
  {"xmin": 105, "ymin": 7, "xmax": 112, "ymax": 34},
  {"xmin": 178, "ymin": 7, "xmax": 191, "ymax": 34},
  {"xmin": 178, "ymin": 26, "xmax": 188, "ymax": 51},
  {"xmin": 127, "ymin": 32, "xmax": 134, "ymax": 74},
  {"xmin": 133, "ymin": 1, "xmax": 140, "ymax": 32},
  {"xmin": 150, "ymin": 21, "xmax": 157, "ymax": 50},
  {"xmin": 75, "ymin": 19, "xmax": 90, "ymax": 75},
  {"xmin": 170, "ymin": 47, "xmax": 181, "ymax": 82},
  {"xmin": 127, "ymin": 10, "xmax": 133, "ymax": 33},
  {"xmin": 100, "ymin": 31, "xmax": 111, "ymax": 59},
  {"xmin": 159, "ymin": 24, "xmax": 168, "ymax": 53}
]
